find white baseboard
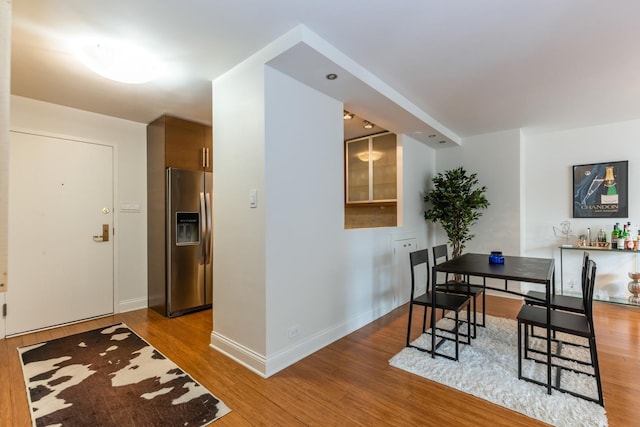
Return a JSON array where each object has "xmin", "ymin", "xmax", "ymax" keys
[
  {"xmin": 119, "ymin": 297, "xmax": 147, "ymax": 313},
  {"xmin": 210, "ymin": 332, "xmax": 268, "ymax": 377},
  {"xmin": 210, "ymin": 301, "xmax": 395, "ymax": 378}
]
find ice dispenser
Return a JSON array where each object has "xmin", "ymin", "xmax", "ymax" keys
[{"xmin": 176, "ymin": 212, "xmax": 200, "ymax": 245}]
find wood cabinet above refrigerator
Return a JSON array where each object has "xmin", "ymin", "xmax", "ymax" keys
[{"xmin": 147, "ymin": 115, "xmax": 212, "ymax": 172}]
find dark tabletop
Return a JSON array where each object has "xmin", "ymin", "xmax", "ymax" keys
[{"xmin": 433, "ymin": 253, "xmax": 555, "ymax": 285}]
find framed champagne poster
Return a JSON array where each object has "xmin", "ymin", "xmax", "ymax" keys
[{"xmin": 573, "ymin": 160, "xmax": 628, "ymax": 218}]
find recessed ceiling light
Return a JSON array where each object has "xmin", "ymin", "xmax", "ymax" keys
[
  {"xmin": 439, "ymin": 140, "xmax": 447, "ymax": 144},
  {"xmin": 428, "ymin": 134, "xmax": 437, "ymax": 138},
  {"xmin": 326, "ymin": 73, "xmax": 338, "ymax": 80},
  {"xmin": 343, "ymin": 111, "xmax": 354, "ymax": 120},
  {"xmin": 363, "ymin": 120, "xmax": 374, "ymax": 129},
  {"xmin": 76, "ymin": 40, "xmax": 161, "ymax": 84}
]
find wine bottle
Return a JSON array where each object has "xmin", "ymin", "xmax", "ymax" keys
[
  {"xmin": 625, "ymin": 223, "xmax": 634, "ymax": 250},
  {"xmin": 619, "ymin": 224, "xmax": 627, "ymax": 250},
  {"xmin": 598, "ymin": 228, "xmax": 606, "ymax": 243},
  {"xmin": 612, "ymin": 224, "xmax": 619, "ymax": 249}
]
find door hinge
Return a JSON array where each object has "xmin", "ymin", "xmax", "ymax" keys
[{"xmin": 2, "ymin": 303, "xmax": 6, "ymax": 317}]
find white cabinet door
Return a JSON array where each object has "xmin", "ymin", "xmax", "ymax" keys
[
  {"xmin": 6, "ymin": 131, "xmax": 114, "ymax": 336},
  {"xmin": 393, "ymin": 238, "xmax": 418, "ymax": 307}
]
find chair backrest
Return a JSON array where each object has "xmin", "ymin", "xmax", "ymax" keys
[
  {"xmin": 409, "ymin": 249, "xmax": 431, "ymax": 296},
  {"xmin": 432, "ymin": 244, "xmax": 449, "ymax": 283},
  {"xmin": 580, "ymin": 251, "xmax": 590, "ymax": 300},
  {"xmin": 432, "ymin": 244, "xmax": 449, "ymax": 264},
  {"xmin": 583, "ymin": 259, "xmax": 597, "ymax": 323}
]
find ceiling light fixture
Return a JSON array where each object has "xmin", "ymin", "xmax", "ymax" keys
[
  {"xmin": 326, "ymin": 73, "xmax": 338, "ymax": 80},
  {"xmin": 363, "ymin": 120, "xmax": 374, "ymax": 129},
  {"xmin": 357, "ymin": 151, "xmax": 383, "ymax": 162},
  {"xmin": 76, "ymin": 40, "xmax": 161, "ymax": 84},
  {"xmin": 343, "ymin": 111, "xmax": 354, "ymax": 120}
]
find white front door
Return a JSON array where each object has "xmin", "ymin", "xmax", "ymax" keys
[{"xmin": 6, "ymin": 131, "xmax": 114, "ymax": 336}]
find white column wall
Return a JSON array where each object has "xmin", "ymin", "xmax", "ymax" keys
[
  {"xmin": 211, "ymin": 63, "xmax": 435, "ymax": 377},
  {"xmin": 264, "ymin": 66, "xmax": 346, "ymax": 359},
  {"xmin": 10, "ymin": 96, "xmax": 148, "ymax": 311},
  {"xmin": 210, "ymin": 54, "xmax": 268, "ymax": 365}
]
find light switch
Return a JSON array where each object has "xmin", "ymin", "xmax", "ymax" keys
[{"xmin": 249, "ymin": 189, "xmax": 257, "ymax": 208}]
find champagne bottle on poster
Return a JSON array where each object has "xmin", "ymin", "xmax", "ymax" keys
[{"xmin": 602, "ymin": 165, "xmax": 618, "ymax": 205}]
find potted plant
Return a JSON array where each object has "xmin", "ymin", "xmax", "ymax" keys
[{"xmin": 424, "ymin": 167, "xmax": 489, "ymax": 259}]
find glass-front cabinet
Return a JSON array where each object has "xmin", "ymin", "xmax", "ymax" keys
[{"xmin": 345, "ymin": 132, "xmax": 397, "ymax": 204}]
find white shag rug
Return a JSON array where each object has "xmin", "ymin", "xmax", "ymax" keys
[{"xmin": 389, "ymin": 315, "xmax": 607, "ymax": 427}]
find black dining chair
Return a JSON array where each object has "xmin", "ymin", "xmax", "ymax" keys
[
  {"xmin": 524, "ymin": 251, "xmax": 589, "ymax": 314},
  {"xmin": 432, "ymin": 244, "xmax": 485, "ymax": 337},
  {"xmin": 516, "ymin": 259, "xmax": 603, "ymax": 406},
  {"xmin": 406, "ymin": 248, "xmax": 471, "ymax": 361}
]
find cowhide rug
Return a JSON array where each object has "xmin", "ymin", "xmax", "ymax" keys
[{"xmin": 18, "ymin": 323, "xmax": 230, "ymax": 426}]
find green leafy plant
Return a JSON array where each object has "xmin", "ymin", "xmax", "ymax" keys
[{"xmin": 424, "ymin": 167, "xmax": 490, "ymax": 259}]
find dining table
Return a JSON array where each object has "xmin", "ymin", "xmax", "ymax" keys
[{"xmin": 431, "ymin": 252, "xmax": 556, "ymax": 395}]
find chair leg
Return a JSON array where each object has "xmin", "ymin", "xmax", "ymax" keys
[
  {"xmin": 481, "ymin": 290, "xmax": 486, "ymax": 327},
  {"xmin": 454, "ymin": 310, "xmax": 459, "ymax": 361},
  {"xmin": 523, "ymin": 321, "xmax": 529, "ymax": 360},
  {"xmin": 406, "ymin": 303, "xmax": 414, "ymax": 347},
  {"xmin": 517, "ymin": 320, "xmax": 523, "ymax": 379},
  {"xmin": 466, "ymin": 302, "xmax": 471, "ymax": 345},
  {"xmin": 590, "ymin": 336, "xmax": 604, "ymax": 406},
  {"xmin": 421, "ymin": 304, "xmax": 428, "ymax": 333},
  {"xmin": 471, "ymin": 296, "xmax": 477, "ymax": 338}
]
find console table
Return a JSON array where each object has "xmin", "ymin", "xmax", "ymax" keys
[{"xmin": 559, "ymin": 245, "xmax": 638, "ymax": 305}]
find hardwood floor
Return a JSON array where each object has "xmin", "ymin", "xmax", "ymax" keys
[{"xmin": 1, "ymin": 295, "xmax": 637, "ymax": 426}]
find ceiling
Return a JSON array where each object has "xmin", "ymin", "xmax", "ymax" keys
[{"xmin": 11, "ymin": 1, "xmax": 640, "ymax": 143}]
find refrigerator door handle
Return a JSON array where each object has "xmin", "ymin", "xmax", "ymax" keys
[
  {"xmin": 205, "ymin": 192, "xmax": 212, "ymax": 265},
  {"xmin": 199, "ymin": 192, "xmax": 207, "ymax": 265}
]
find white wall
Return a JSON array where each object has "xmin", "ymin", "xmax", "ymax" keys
[
  {"xmin": 436, "ymin": 129, "xmax": 522, "ymax": 256},
  {"xmin": 435, "ymin": 129, "xmax": 523, "ymax": 293},
  {"xmin": 10, "ymin": 96, "xmax": 148, "ymax": 312},
  {"xmin": 210, "ymin": 50, "xmax": 268, "ymax": 364},
  {"xmin": 211, "ymin": 60, "xmax": 435, "ymax": 377},
  {"xmin": 0, "ymin": 0, "xmax": 10, "ymax": 335},
  {"xmin": 401, "ymin": 133, "xmax": 437, "ymax": 248},
  {"xmin": 438, "ymin": 121, "xmax": 640, "ymax": 301},
  {"xmin": 526, "ymin": 120, "xmax": 640, "ymax": 300}
]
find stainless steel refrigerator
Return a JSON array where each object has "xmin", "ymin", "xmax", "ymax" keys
[{"xmin": 148, "ymin": 167, "xmax": 212, "ymax": 317}]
